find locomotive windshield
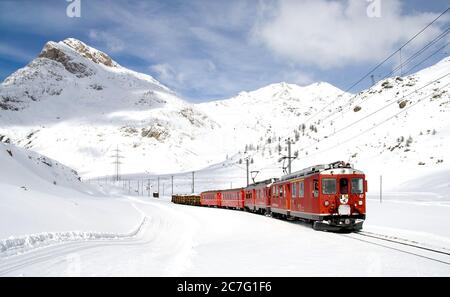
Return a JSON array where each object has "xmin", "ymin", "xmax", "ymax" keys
[
  {"xmin": 340, "ymin": 178, "xmax": 349, "ymax": 194},
  {"xmin": 351, "ymin": 178, "xmax": 364, "ymax": 194},
  {"xmin": 322, "ymin": 178, "xmax": 336, "ymax": 194}
]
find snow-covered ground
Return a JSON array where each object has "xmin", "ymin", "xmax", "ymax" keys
[
  {"xmin": 0, "ymin": 142, "xmax": 142, "ymax": 243},
  {"xmin": 1, "ymin": 192, "xmax": 449, "ymax": 277},
  {"xmin": 1, "ymin": 144, "xmax": 449, "ymax": 276}
]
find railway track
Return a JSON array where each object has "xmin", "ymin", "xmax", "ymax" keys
[{"xmin": 343, "ymin": 231, "xmax": 450, "ymax": 266}]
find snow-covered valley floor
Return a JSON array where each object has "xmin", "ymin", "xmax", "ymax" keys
[{"xmin": 1, "ymin": 189, "xmax": 449, "ymax": 277}]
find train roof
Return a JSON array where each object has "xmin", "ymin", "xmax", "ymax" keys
[
  {"xmin": 201, "ymin": 187, "xmax": 244, "ymax": 194},
  {"xmin": 280, "ymin": 161, "xmax": 364, "ymax": 181},
  {"xmin": 245, "ymin": 178, "xmax": 278, "ymax": 190}
]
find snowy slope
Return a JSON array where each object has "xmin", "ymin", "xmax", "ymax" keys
[{"xmin": 0, "ymin": 142, "xmax": 141, "ymax": 239}]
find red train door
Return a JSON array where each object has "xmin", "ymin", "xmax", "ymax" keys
[
  {"xmin": 285, "ymin": 183, "xmax": 291, "ymax": 212},
  {"xmin": 290, "ymin": 181, "xmax": 297, "ymax": 212},
  {"xmin": 217, "ymin": 192, "xmax": 222, "ymax": 207}
]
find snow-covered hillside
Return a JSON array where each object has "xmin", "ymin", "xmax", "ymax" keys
[
  {"xmin": 204, "ymin": 57, "xmax": 450, "ymax": 194},
  {"xmin": 0, "ymin": 141, "xmax": 140, "ymax": 240}
]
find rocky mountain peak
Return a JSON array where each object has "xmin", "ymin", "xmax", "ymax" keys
[
  {"xmin": 38, "ymin": 40, "xmax": 93, "ymax": 78},
  {"xmin": 62, "ymin": 38, "xmax": 118, "ymax": 68},
  {"xmin": 37, "ymin": 38, "xmax": 118, "ymax": 78}
]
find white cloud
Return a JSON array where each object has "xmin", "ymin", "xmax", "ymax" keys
[
  {"xmin": 89, "ymin": 30, "xmax": 124, "ymax": 53},
  {"xmin": 150, "ymin": 59, "xmax": 219, "ymax": 91},
  {"xmin": 254, "ymin": 0, "xmax": 447, "ymax": 69}
]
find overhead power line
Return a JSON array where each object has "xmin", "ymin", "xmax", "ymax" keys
[
  {"xmin": 323, "ymin": 38, "xmax": 450, "ymax": 126},
  {"xmin": 298, "ymin": 81, "xmax": 450, "ymax": 161},
  {"xmin": 303, "ymin": 7, "xmax": 449, "ymax": 125},
  {"xmin": 256, "ymin": 73, "xmax": 449, "ymax": 173}
]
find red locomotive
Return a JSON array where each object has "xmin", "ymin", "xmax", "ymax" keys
[
  {"xmin": 186, "ymin": 161, "xmax": 367, "ymax": 231},
  {"xmin": 268, "ymin": 161, "xmax": 366, "ymax": 231}
]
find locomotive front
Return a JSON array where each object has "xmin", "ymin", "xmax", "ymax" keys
[{"xmin": 314, "ymin": 162, "xmax": 367, "ymax": 231}]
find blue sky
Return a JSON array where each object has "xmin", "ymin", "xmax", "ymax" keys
[{"xmin": 0, "ymin": 0, "xmax": 449, "ymax": 102}]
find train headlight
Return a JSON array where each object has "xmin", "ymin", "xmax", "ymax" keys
[
  {"xmin": 324, "ymin": 200, "xmax": 330, "ymax": 207},
  {"xmin": 358, "ymin": 200, "xmax": 363, "ymax": 206}
]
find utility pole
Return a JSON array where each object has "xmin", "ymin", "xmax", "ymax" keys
[
  {"xmin": 171, "ymin": 175, "xmax": 174, "ymax": 196},
  {"xmin": 192, "ymin": 171, "xmax": 195, "ymax": 193},
  {"xmin": 157, "ymin": 176, "xmax": 160, "ymax": 194},
  {"xmin": 287, "ymin": 138, "xmax": 292, "ymax": 175},
  {"xmin": 111, "ymin": 145, "xmax": 124, "ymax": 182},
  {"xmin": 246, "ymin": 158, "xmax": 250, "ymax": 187},
  {"xmin": 279, "ymin": 138, "xmax": 295, "ymax": 175},
  {"xmin": 380, "ymin": 175, "xmax": 383, "ymax": 204},
  {"xmin": 148, "ymin": 179, "xmax": 150, "ymax": 197}
]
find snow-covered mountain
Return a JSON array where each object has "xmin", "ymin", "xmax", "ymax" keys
[
  {"xmin": 1, "ymin": 38, "xmax": 449, "ymax": 193},
  {"xmin": 197, "ymin": 81, "xmax": 347, "ymax": 158},
  {"xmin": 0, "ymin": 38, "xmax": 348, "ymax": 177},
  {"xmin": 0, "ymin": 38, "xmax": 219, "ymax": 176}
]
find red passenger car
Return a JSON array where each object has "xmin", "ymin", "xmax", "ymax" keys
[
  {"xmin": 200, "ymin": 190, "xmax": 222, "ymax": 207},
  {"xmin": 270, "ymin": 161, "xmax": 367, "ymax": 231},
  {"xmin": 220, "ymin": 188, "xmax": 245, "ymax": 210}
]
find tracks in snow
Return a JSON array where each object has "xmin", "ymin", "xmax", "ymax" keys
[{"xmin": 343, "ymin": 231, "xmax": 450, "ymax": 266}]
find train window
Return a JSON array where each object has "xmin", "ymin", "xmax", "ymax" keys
[
  {"xmin": 340, "ymin": 178, "xmax": 349, "ymax": 194},
  {"xmin": 279, "ymin": 186, "xmax": 284, "ymax": 198},
  {"xmin": 322, "ymin": 178, "xmax": 336, "ymax": 195},
  {"xmin": 292, "ymin": 182, "xmax": 297, "ymax": 198},
  {"xmin": 299, "ymin": 181, "xmax": 304, "ymax": 198},
  {"xmin": 351, "ymin": 178, "xmax": 364, "ymax": 194}
]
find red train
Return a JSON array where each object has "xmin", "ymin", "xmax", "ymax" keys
[{"xmin": 197, "ymin": 161, "xmax": 367, "ymax": 231}]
